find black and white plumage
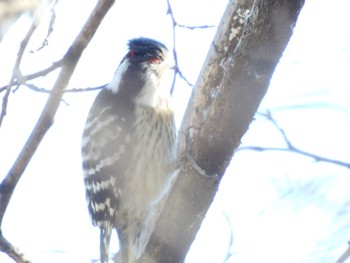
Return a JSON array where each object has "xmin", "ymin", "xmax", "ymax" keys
[{"xmin": 81, "ymin": 38, "xmax": 177, "ymax": 263}]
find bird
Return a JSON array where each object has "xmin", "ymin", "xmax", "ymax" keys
[{"xmin": 81, "ymin": 37, "xmax": 177, "ymax": 263}]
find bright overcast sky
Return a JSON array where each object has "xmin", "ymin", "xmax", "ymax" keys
[{"xmin": 0, "ymin": 0, "xmax": 350, "ymax": 262}]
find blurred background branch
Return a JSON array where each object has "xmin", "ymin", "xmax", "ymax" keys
[
  {"xmin": 238, "ymin": 110, "xmax": 350, "ymax": 169},
  {"xmin": 0, "ymin": 0, "xmax": 115, "ymax": 261},
  {"xmin": 0, "ymin": 0, "xmax": 40, "ymax": 41}
]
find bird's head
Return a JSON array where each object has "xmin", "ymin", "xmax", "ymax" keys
[
  {"xmin": 126, "ymin": 37, "xmax": 168, "ymax": 65},
  {"xmin": 107, "ymin": 37, "xmax": 170, "ymax": 108}
]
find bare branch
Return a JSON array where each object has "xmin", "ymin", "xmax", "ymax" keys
[
  {"xmin": 22, "ymin": 83, "xmax": 51, "ymax": 93},
  {"xmin": 0, "ymin": 7, "xmax": 42, "ymax": 128},
  {"xmin": 171, "ymin": 65, "xmax": 194, "ymax": 88},
  {"xmin": 261, "ymin": 109, "xmax": 293, "ymax": 148},
  {"xmin": 335, "ymin": 242, "xmax": 350, "ymax": 263},
  {"xmin": 20, "ymin": 60, "xmax": 63, "ymax": 82},
  {"xmin": 32, "ymin": 0, "xmax": 59, "ymax": 52},
  {"xmin": 222, "ymin": 213, "xmax": 234, "ymax": 263},
  {"xmin": 0, "ymin": 60, "xmax": 64, "ymax": 94},
  {"xmin": 65, "ymin": 86, "xmax": 104, "ymax": 93},
  {"xmin": 165, "ymin": 0, "xmax": 215, "ymax": 30},
  {"xmin": 177, "ymin": 24, "xmax": 216, "ymax": 30},
  {"xmin": 0, "ymin": 0, "xmax": 115, "ymax": 261},
  {"xmin": 166, "ymin": 0, "xmax": 179, "ymax": 94},
  {"xmin": 22, "ymin": 83, "xmax": 104, "ymax": 94},
  {"xmin": 239, "ymin": 110, "xmax": 350, "ymax": 169},
  {"xmin": 166, "ymin": 0, "xmax": 196, "ymax": 94},
  {"xmin": 238, "ymin": 146, "xmax": 350, "ymax": 169},
  {"xmin": 0, "ymin": 235, "xmax": 30, "ymax": 263}
]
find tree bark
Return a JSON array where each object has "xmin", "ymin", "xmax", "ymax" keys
[{"xmin": 140, "ymin": 0, "xmax": 305, "ymax": 262}]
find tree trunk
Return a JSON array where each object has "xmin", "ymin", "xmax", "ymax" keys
[{"xmin": 140, "ymin": 0, "xmax": 305, "ymax": 262}]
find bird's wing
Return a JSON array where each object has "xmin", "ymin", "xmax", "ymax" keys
[{"xmin": 82, "ymin": 88, "xmax": 134, "ymax": 227}]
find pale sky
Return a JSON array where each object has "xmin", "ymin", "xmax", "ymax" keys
[{"xmin": 1, "ymin": 0, "xmax": 350, "ymax": 262}]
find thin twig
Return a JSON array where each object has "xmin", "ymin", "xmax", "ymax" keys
[
  {"xmin": 19, "ymin": 60, "xmax": 63, "ymax": 82},
  {"xmin": 261, "ymin": 110, "xmax": 292, "ymax": 148},
  {"xmin": 166, "ymin": 0, "xmax": 178, "ymax": 94},
  {"xmin": 238, "ymin": 110, "xmax": 350, "ymax": 169},
  {"xmin": 222, "ymin": 213, "xmax": 234, "ymax": 263},
  {"xmin": 0, "ymin": 60, "xmax": 63, "ymax": 93},
  {"xmin": 65, "ymin": 85, "xmax": 105, "ymax": 92},
  {"xmin": 177, "ymin": 24, "xmax": 216, "ymax": 30},
  {"xmin": 0, "ymin": 15, "xmax": 41, "ymax": 128},
  {"xmin": 23, "ymin": 83, "xmax": 104, "ymax": 94},
  {"xmin": 166, "ymin": 0, "xmax": 197, "ymax": 94},
  {"xmin": 32, "ymin": 0, "xmax": 59, "ymax": 53},
  {"xmin": 238, "ymin": 146, "xmax": 350, "ymax": 168},
  {"xmin": 177, "ymin": 67, "xmax": 194, "ymax": 87}
]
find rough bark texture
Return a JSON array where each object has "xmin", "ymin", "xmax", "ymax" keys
[{"xmin": 140, "ymin": 0, "xmax": 305, "ymax": 262}]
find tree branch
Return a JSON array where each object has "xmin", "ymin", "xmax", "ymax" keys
[
  {"xmin": 0, "ymin": 234, "xmax": 30, "ymax": 263},
  {"xmin": 239, "ymin": 146, "xmax": 350, "ymax": 168},
  {"xmin": 335, "ymin": 242, "xmax": 350, "ymax": 263},
  {"xmin": 238, "ymin": 110, "xmax": 350, "ymax": 169},
  {"xmin": 177, "ymin": 24, "xmax": 215, "ymax": 30},
  {"xmin": 0, "ymin": 0, "xmax": 115, "ymax": 261},
  {"xmin": 21, "ymin": 82, "xmax": 104, "ymax": 94},
  {"xmin": 0, "ymin": 6, "xmax": 43, "ymax": 128},
  {"xmin": 0, "ymin": 60, "xmax": 63, "ymax": 93},
  {"xmin": 141, "ymin": 0, "xmax": 305, "ymax": 261},
  {"xmin": 32, "ymin": 0, "xmax": 59, "ymax": 52},
  {"xmin": 166, "ymin": 0, "xmax": 198, "ymax": 94},
  {"xmin": 222, "ymin": 213, "xmax": 234, "ymax": 263}
]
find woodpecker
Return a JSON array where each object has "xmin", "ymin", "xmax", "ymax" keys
[{"xmin": 81, "ymin": 37, "xmax": 177, "ymax": 263}]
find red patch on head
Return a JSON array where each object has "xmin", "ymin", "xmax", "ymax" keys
[
  {"xmin": 128, "ymin": 50, "xmax": 136, "ymax": 58},
  {"xmin": 148, "ymin": 57, "xmax": 162, "ymax": 64}
]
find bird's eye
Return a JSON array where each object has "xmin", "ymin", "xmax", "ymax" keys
[
  {"xmin": 128, "ymin": 50, "xmax": 136, "ymax": 58},
  {"xmin": 148, "ymin": 57, "xmax": 162, "ymax": 64}
]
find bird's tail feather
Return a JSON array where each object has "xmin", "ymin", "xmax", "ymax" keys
[
  {"xmin": 100, "ymin": 227, "xmax": 112, "ymax": 263},
  {"xmin": 117, "ymin": 233, "xmax": 136, "ymax": 263}
]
